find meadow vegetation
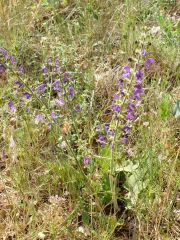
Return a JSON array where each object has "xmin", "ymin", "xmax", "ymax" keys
[{"xmin": 0, "ymin": 0, "xmax": 180, "ymax": 239}]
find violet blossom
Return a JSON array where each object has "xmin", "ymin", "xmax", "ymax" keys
[
  {"xmin": 144, "ymin": 58, "xmax": 155, "ymax": 69},
  {"xmin": 51, "ymin": 111, "xmax": 59, "ymax": 119},
  {"xmin": 23, "ymin": 92, "xmax": 31, "ymax": 99},
  {"xmin": 35, "ymin": 114, "xmax": 44, "ymax": 124},
  {"xmin": 37, "ymin": 84, "xmax": 46, "ymax": 94},
  {"xmin": 69, "ymin": 86, "xmax": 75, "ymax": 98},
  {"xmin": 53, "ymin": 80, "xmax": 60, "ymax": 91},
  {"xmin": 8, "ymin": 101, "xmax": 16, "ymax": 113},
  {"xmin": 55, "ymin": 98, "xmax": 65, "ymax": 107},
  {"xmin": 83, "ymin": 156, "xmax": 92, "ymax": 166},
  {"xmin": 122, "ymin": 66, "xmax": 131, "ymax": 79},
  {"xmin": 0, "ymin": 64, "xmax": 6, "ymax": 73},
  {"xmin": 19, "ymin": 64, "xmax": 24, "ymax": 74}
]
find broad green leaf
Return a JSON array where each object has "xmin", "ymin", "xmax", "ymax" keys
[{"xmin": 115, "ymin": 160, "xmax": 139, "ymax": 173}]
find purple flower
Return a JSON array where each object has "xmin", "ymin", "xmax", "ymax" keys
[
  {"xmin": 15, "ymin": 80, "xmax": 23, "ymax": 88},
  {"xmin": 64, "ymin": 72, "xmax": 71, "ymax": 82},
  {"xmin": 19, "ymin": 64, "xmax": 24, "ymax": 73},
  {"xmin": 69, "ymin": 86, "xmax": 75, "ymax": 98},
  {"xmin": 126, "ymin": 111, "xmax": 135, "ymax": 121},
  {"xmin": 122, "ymin": 66, "xmax": 131, "ymax": 79},
  {"xmin": 37, "ymin": 84, "xmax": 46, "ymax": 93},
  {"xmin": 113, "ymin": 93, "xmax": 119, "ymax": 101},
  {"xmin": 0, "ymin": 49, "xmax": 10, "ymax": 60},
  {"xmin": 133, "ymin": 84, "xmax": 143, "ymax": 100},
  {"xmin": 83, "ymin": 156, "xmax": 92, "ymax": 166},
  {"xmin": 97, "ymin": 134, "xmax": 107, "ymax": 145},
  {"xmin": 122, "ymin": 125, "xmax": 130, "ymax": 133},
  {"xmin": 0, "ymin": 48, "xmax": 7, "ymax": 55},
  {"xmin": 75, "ymin": 104, "xmax": 81, "ymax": 112},
  {"xmin": 144, "ymin": 58, "xmax": 155, "ymax": 69},
  {"xmin": 56, "ymin": 58, "xmax": 60, "ymax": 73},
  {"xmin": 35, "ymin": 114, "xmax": 44, "ymax": 124},
  {"xmin": 53, "ymin": 80, "xmax": 60, "ymax": 91},
  {"xmin": 0, "ymin": 64, "xmax": 6, "ymax": 73},
  {"xmin": 135, "ymin": 69, "xmax": 143, "ymax": 83},
  {"xmin": 126, "ymin": 103, "xmax": 136, "ymax": 121},
  {"xmin": 112, "ymin": 104, "xmax": 121, "ymax": 113},
  {"xmin": 11, "ymin": 57, "xmax": 17, "ymax": 65},
  {"xmin": 42, "ymin": 66, "xmax": 48, "ymax": 75},
  {"xmin": 120, "ymin": 136, "xmax": 128, "ymax": 144},
  {"xmin": 8, "ymin": 101, "xmax": 16, "ymax": 113},
  {"xmin": 27, "ymin": 107, "xmax": 31, "ymax": 113},
  {"xmin": 51, "ymin": 111, "xmax": 59, "ymax": 119},
  {"xmin": 23, "ymin": 92, "xmax": 31, "ymax": 99},
  {"xmin": 55, "ymin": 98, "xmax": 65, "ymax": 107}
]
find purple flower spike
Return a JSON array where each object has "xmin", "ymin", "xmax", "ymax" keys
[
  {"xmin": 55, "ymin": 98, "xmax": 65, "ymax": 107},
  {"xmin": 126, "ymin": 103, "xmax": 136, "ymax": 121},
  {"xmin": 122, "ymin": 66, "xmax": 131, "ymax": 79},
  {"xmin": 83, "ymin": 156, "xmax": 92, "ymax": 166},
  {"xmin": 135, "ymin": 69, "xmax": 143, "ymax": 83},
  {"xmin": 51, "ymin": 111, "xmax": 59, "ymax": 119},
  {"xmin": 35, "ymin": 114, "xmax": 44, "ymax": 124},
  {"xmin": 0, "ymin": 64, "xmax": 6, "ymax": 73},
  {"xmin": 144, "ymin": 58, "xmax": 155, "ymax": 69},
  {"xmin": 8, "ymin": 101, "xmax": 16, "ymax": 113},
  {"xmin": 19, "ymin": 64, "xmax": 24, "ymax": 73},
  {"xmin": 133, "ymin": 84, "xmax": 143, "ymax": 100},
  {"xmin": 23, "ymin": 92, "xmax": 31, "ymax": 99},
  {"xmin": 75, "ymin": 104, "xmax": 81, "ymax": 112},
  {"xmin": 53, "ymin": 80, "xmax": 60, "ymax": 91},
  {"xmin": 112, "ymin": 104, "xmax": 121, "ymax": 113},
  {"xmin": 69, "ymin": 86, "xmax": 75, "ymax": 98},
  {"xmin": 11, "ymin": 57, "xmax": 17, "ymax": 65},
  {"xmin": 37, "ymin": 84, "xmax": 46, "ymax": 94}
]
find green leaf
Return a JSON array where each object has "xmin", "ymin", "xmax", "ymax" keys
[
  {"xmin": 115, "ymin": 160, "xmax": 139, "ymax": 173},
  {"xmin": 173, "ymin": 100, "xmax": 180, "ymax": 118}
]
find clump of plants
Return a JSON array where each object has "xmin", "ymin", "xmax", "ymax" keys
[{"xmin": 0, "ymin": 47, "xmax": 156, "ymax": 215}]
